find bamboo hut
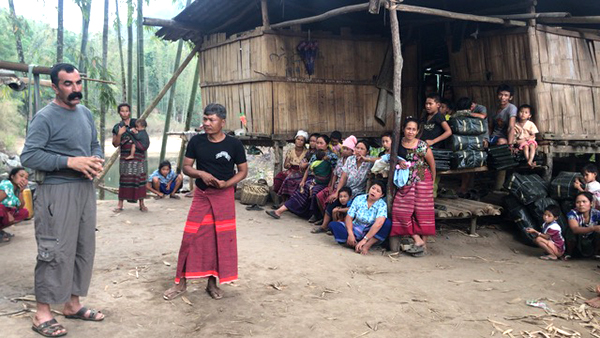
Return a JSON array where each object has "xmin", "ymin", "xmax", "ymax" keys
[{"xmin": 147, "ymin": 0, "xmax": 600, "ymax": 177}]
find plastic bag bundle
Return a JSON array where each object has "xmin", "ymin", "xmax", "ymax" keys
[
  {"xmin": 504, "ymin": 173, "xmax": 548, "ymax": 205},
  {"xmin": 452, "ymin": 150, "xmax": 487, "ymax": 169},
  {"xmin": 504, "ymin": 196, "xmax": 539, "ymax": 247},
  {"xmin": 432, "ymin": 149, "xmax": 452, "ymax": 171},
  {"xmin": 449, "ymin": 116, "xmax": 488, "ymax": 135},
  {"xmin": 550, "ymin": 172, "xmax": 582, "ymax": 200},
  {"xmin": 487, "ymin": 144, "xmax": 519, "ymax": 170},
  {"xmin": 449, "ymin": 135, "xmax": 485, "ymax": 151}
]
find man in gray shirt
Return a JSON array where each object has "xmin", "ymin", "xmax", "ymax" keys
[{"xmin": 21, "ymin": 63, "xmax": 105, "ymax": 337}]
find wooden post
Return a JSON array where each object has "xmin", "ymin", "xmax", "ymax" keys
[
  {"xmin": 95, "ymin": 43, "xmax": 202, "ymax": 185},
  {"xmin": 33, "ymin": 73, "xmax": 40, "ymax": 115},
  {"xmin": 261, "ymin": 0, "xmax": 270, "ymax": 29},
  {"xmin": 177, "ymin": 55, "xmax": 201, "ymax": 172},
  {"xmin": 386, "ymin": 3, "xmax": 404, "ymax": 212},
  {"xmin": 368, "ymin": 0, "xmax": 381, "ymax": 14},
  {"xmin": 273, "ymin": 140, "xmax": 284, "ymax": 177}
]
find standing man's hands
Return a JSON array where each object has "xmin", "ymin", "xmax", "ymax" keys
[{"xmin": 68, "ymin": 157, "xmax": 105, "ymax": 180}]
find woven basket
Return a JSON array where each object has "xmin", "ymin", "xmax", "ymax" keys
[{"xmin": 240, "ymin": 179, "xmax": 270, "ymax": 206}]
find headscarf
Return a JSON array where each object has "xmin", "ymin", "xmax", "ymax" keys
[
  {"xmin": 295, "ymin": 130, "xmax": 309, "ymax": 141},
  {"xmin": 342, "ymin": 135, "xmax": 358, "ymax": 151}
]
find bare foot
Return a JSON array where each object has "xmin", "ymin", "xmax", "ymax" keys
[
  {"xmin": 124, "ymin": 155, "xmax": 134, "ymax": 160},
  {"xmin": 163, "ymin": 284, "xmax": 187, "ymax": 300},
  {"xmin": 206, "ymin": 284, "xmax": 223, "ymax": 299},
  {"xmin": 139, "ymin": 206, "xmax": 148, "ymax": 212},
  {"xmin": 586, "ymin": 296, "xmax": 600, "ymax": 308}
]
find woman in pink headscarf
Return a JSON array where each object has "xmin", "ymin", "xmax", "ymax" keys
[{"xmin": 314, "ymin": 135, "xmax": 358, "ymax": 224}]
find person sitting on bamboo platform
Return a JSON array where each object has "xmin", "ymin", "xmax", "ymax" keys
[
  {"xmin": 328, "ymin": 181, "xmax": 391, "ymax": 255},
  {"xmin": 390, "ymin": 117, "xmax": 436, "ymax": 257},
  {"xmin": 272, "ymin": 130, "xmax": 308, "ymax": 205},
  {"xmin": 0, "ymin": 167, "xmax": 30, "ymax": 242},
  {"xmin": 490, "ymin": 84, "xmax": 517, "ymax": 146},
  {"xmin": 147, "ymin": 161, "xmax": 183, "ymax": 199},
  {"xmin": 112, "ymin": 103, "xmax": 149, "ymax": 213},
  {"xmin": 420, "ymin": 93, "xmax": 452, "ymax": 148},
  {"xmin": 312, "ymin": 186, "xmax": 352, "ymax": 234},
  {"xmin": 329, "ymin": 130, "xmax": 343, "ymax": 158},
  {"xmin": 266, "ymin": 135, "xmax": 337, "ymax": 221},
  {"xmin": 123, "ymin": 119, "xmax": 149, "ymax": 160},
  {"xmin": 565, "ymin": 192, "xmax": 600, "ymax": 259},
  {"xmin": 314, "ymin": 135, "xmax": 356, "ymax": 225},
  {"xmin": 163, "ymin": 103, "xmax": 248, "ymax": 301}
]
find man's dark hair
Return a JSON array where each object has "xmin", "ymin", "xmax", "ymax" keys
[
  {"xmin": 582, "ymin": 164, "xmax": 599, "ymax": 176},
  {"xmin": 50, "ymin": 63, "xmax": 78, "ymax": 86},
  {"xmin": 159, "ymin": 160, "xmax": 171, "ymax": 170},
  {"xmin": 497, "ymin": 84, "xmax": 514, "ymax": 96},
  {"xmin": 339, "ymin": 186, "xmax": 353, "ymax": 197},
  {"xmin": 455, "ymin": 97, "xmax": 473, "ymax": 111},
  {"xmin": 330, "ymin": 131, "xmax": 342, "ymax": 141},
  {"xmin": 117, "ymin": 103, "xmax": 131, "ymax": 113},
  {"xmin": 204, "ymin": 103, "xmax": 227, "ymax": 120},
  {"xmin": 135, "ymin": 119, "xmax": 147, "ymax": 128},
  {"xmin": 544, "ymin": 205, "xmax": 561, "ymax": 218},
  {"xmin": 426, "ymin": 93, "xmax": 441, "ymax": 103}
]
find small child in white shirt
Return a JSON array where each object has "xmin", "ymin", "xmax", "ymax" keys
[{"xmin": 574, "ymin": 164, "xmax": 600, "ymax": 209}]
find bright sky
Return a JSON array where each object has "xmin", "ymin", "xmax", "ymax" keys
[{"xmin": 0, "ymin": 0, "xmax": 183, "ymax": 34}]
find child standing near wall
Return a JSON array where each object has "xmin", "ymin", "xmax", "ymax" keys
[
  {"xmin": 420, "ymin": 93, "xmax": 452, "ymax": 148},
  {"xmin": 574, "ymin": 164, "xmax": 600, "ymax": 209},
  {"xmin": 514, "ymin": 104, "xmax": 539, "ymax": 167}
]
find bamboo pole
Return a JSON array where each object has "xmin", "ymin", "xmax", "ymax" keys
[
  {"xmin": 368, "ymin": 0, "xmax": 381, "ymax": 14},
  {"xmin": 177, "ymin": 55, "xmax": 201, "ymax": 172},
  {"xmin": 261, "ymin": 0, "xmax": 270, "ymax": 29},
  {"xmin": 539, "ymin": 16, "xmax": 600, "ymax": 24},
  {"xmin": 95, "ymin": 43, "xmax": 202, "ymax": 185},
  {"xmin": 386, "ymin": 3, "xmax": 403, "ymax": 212}
]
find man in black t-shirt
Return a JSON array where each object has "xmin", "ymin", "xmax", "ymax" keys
[{"xmin": 163, "ymin": 103, "xmax": 248, "ymax": 301}]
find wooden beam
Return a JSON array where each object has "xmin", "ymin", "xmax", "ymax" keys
[
  {"xmin": 143, "ymin": 17, "xmax": 201, "ymax": 32},
  {"xmin": 270, "ymin": 3, "xmax": 527, "ymax": 29},
  {"xmin": 200, "ymin": 76, "xmax": 376, "ymax": 87},
  {"xmin": 95, "ymin": 43, "xmax": 202, "ymax": 185},
  {"xmin": 490, "ymin": 12, "xmax": 570, "ymax": 20},
  {"xmin": 536, "ymin": 24, "xmax": 600, "ymax": 41},
  {"xmin": 0, "ymin": 60, "xmax": 51, "ymax": 74},
  {"xmin": 453, "ymin": 80, "xmax": 537, "ymax": 87},
  {"xmin": 387, "ymin": 4, "xmax": 403, "ymax": 212},
  {"xmin": 541, "ymin": 76, "xmax": 600, "ymax": 88},
  {"xmin": 539, "ymin": 16, "xmax": 600, "ymax": 25},
  {"xmin": 209, "ymin": 5, "xmax": 256, "ymax": 33},
  {"xmin": 368, "ymin": 0, "xmax": 381, "ymax": 15},
  {"xmin": 261, "ymin": 0, "xmax": 270, "ymax": 29}
]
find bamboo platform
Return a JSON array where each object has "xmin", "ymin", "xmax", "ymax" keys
[{"xmin": 434, "ymin": 197, "xmax": 503, "ymax": 234}]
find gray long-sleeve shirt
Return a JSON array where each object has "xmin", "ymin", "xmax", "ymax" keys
[{"xmin": 21, "ymin": 102, "xmax": 103, "ymax": 184}]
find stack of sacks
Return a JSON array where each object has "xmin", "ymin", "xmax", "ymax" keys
[
  {"xmin": 514, "ymin": 152, "xmax": 545, "ymax": 166},
  {"xmin": 448, "ymin": 115, "xmax": 487, "ymax": 169},
  {"xmin": 487, "ymin": 145, "xmax": 519, "ymax": 170},
  {"xmin": 431, "ymin": 149, "xmax": 452, "ymax": 171},
  {"xmin": 550, "ymin": 172, "xmax": 581, "ymax": 215}
]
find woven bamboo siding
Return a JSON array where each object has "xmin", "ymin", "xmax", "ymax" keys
[
  {"xmin": 533, "ymin": 28, "xmax": 600, "ymax": 138},
  {"xmin": 198, "ymin": 29, "xmax": 406, "ymax": 136}
]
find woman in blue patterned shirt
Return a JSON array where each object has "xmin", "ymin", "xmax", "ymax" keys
[{"xmin": 328, "ymin": 181, "xmax": 391, "ymax": 254}]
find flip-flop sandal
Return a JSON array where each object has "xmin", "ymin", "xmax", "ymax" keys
[
  {"xmin": 205, "ymin": 288, "xmax": 223, "ymax": 300},
  {"xmin": 265, "ymin": 211, "xmax": 280, "ymax": 219},
  {"xmin": 112, "ymin": 207, "xmax": 124, "ymax": 213},
  {"xmin": 311, "ymin": 227, "xmax": 327, "ymax": 234},
  {"xmin": 271, "ymin": 204, "xmax": 281, "ymax": 210},
  {"xmin": 64, "ymin": 307, "xmax": 104, "ymax": 321},
  {"xmin": 163, "ymin": 288, "xmax": 186, "ymax": 301},
  {"xmin": 1, "ymin": 230, "xmax": 14, "ymax": 238},
  {"xmin": 246, "ymin": 204, "xmax": 264, "ymax": 211},
  {"xmin": 170, "ymin": 195, "xmax": 181, "ymax": 200},
  {"xmin": 405, "ymin": 244, "xmax": 425, "ymax": 254},
  {"xmin": 411, "ymin": 251, "xmax": 427, "ymax": 258},
  {"xmin": 32, "ymin": 319, "xmax": 67, "ymax": 337}
]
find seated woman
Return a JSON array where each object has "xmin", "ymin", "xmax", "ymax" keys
[
  {"xmin": 328, "ymin": 181, "xmax": 391, "ymax": 255},
  {"xmin": 315, "ymin": 135, "xmax": 357, "ymax": 222},
  {"xmin": 0, "ymin": 167, "xmax": 30, "ymax": 242},
  {"xmin": 266, "ymin": 135, "xmax": 337, "ymax": 221},
  {"xmin": 146, "ymin": 161, "xmax": 184, "ymax": 199},
  {"xmin": 272, "ymin": 130, "xmax": 309, "ymax": 204},
  {"xmin": 566, "ymin": 191, "xmax": 600, "ymax": 258}
]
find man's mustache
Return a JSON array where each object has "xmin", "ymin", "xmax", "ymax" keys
[{"xmin": 68, "ymin": 92, "xmax": 83, "ymax": 101}]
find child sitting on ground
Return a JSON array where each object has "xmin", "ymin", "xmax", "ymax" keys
[
  {"xmin": 574, "ymin": 164, "xmax": 600, "ymax": 209},
  {"xmin": 525, "ymin": 205, "xmax": 565, "ymax": 260},
  {"xmin": 311, "ymin": 186, "xmax": 352, "ymax": 234},
  {"xmin": 514, "ymin": 104, "xmax": 539, "ymax": 167},
  {"xmin": 124, "ymin": 119, "xmax": 149, "ymax": 160},
  {"xmin": 146, "ymin": 160, "xmax": 183, "ymax": 199}
]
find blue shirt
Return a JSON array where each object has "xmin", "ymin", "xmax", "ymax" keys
[
  {"xmin": 347, "ymin": 194, "xmax": 387, "ymax": 239},
  {"xmin": 148, "ymin": 169, "xmax": 177, "ymax": 184},
  {"xmin": 567, "ymin": 209, "xmax": 600, "ymax": 237}
]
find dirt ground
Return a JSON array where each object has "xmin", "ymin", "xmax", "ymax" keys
[{"xmin": 2, "ymin": 197, "xmax": 600, "ymax": 338}]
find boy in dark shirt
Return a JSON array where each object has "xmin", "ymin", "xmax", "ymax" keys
[{"xmin": 420, "ymin": 93, "xmax": 452, "ymax": 148}]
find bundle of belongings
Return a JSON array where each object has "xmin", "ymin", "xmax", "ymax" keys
[
  {"xmin": 503, "ymin": 173, "xmax": 570, "ymax": 247},
  {"xmin": 431, "ymin": 149, "xmax": 452, "ymax": 171},
  {"xmin": 487, "ymin": 144, "xmax": 519, "ymax": 170},
  {"xmin": 448, "ymin": 112, "xmax": 488, "ymax": 169}
]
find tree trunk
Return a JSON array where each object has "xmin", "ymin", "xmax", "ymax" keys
[
  {"xmin": 177, "ymin": 55, "xmax": 201, "ymax": 172},
  {"xmin": 7, "ymin": 0, "xmax": 25, "ymax": 64},
  {"xmin": 99, "ymin": 0, "xmax": 109, "ymax": 200},
  {"xmin": 115, "ymin": 0, "xmax": 127, "ymax": 102},
  {"xmin": 57, "ymin": 0, "xmax": 64, "ymax": 63},
  {"xmin": 136, "ymin": 0, "xmax": 145, "ymax": 117},
  {"xmin": 77, "ymin": 0, "xmax": 92, "ymax": 106},
  {"xmin": 127, "ymin": 0, "xmax": 133, "ymax": 105},
  {"xmin": 159, "ymin": 0, "xmax": 191, "ymax": 163}
]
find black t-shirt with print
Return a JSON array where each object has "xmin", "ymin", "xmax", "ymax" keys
[
  {"xmin": 420, "ymin": 112, "xmax": 446, "ymax": 148},
  {"xmin": 185, "ymin": 133, "xmax": 247, "ymax": 190}
]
